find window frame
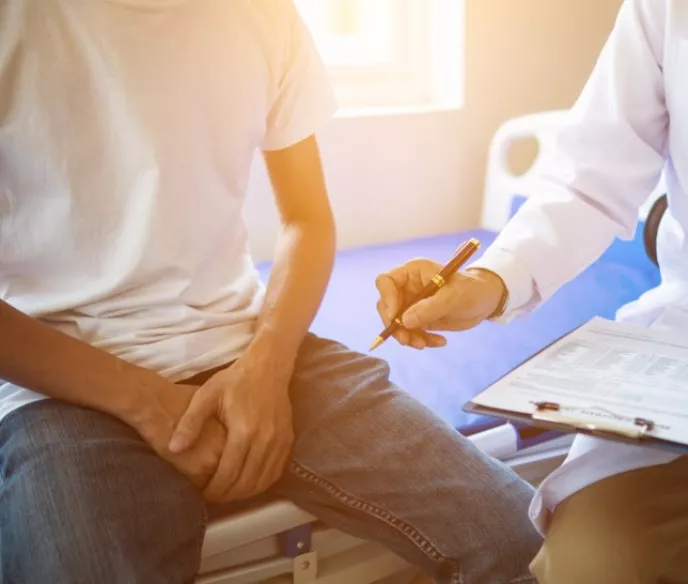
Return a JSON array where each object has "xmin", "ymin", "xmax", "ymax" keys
[{"xmin": 296, "ymin": 0, "xmax": 465, "ymax": 114}]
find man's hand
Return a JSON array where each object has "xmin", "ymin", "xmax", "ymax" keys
[
  {"xmin": 375, "ymin": 260, "xmax": 506, "ymax": 349},
  {"xmin": 134, "ymin": 383, "xmax": 227, "ymax": 491},
  {"xmin": 158, "ymin": 135, "xmax": 335, "ymax": 505},
  {"xmin": 167, "ymin": 353, "xmax": 294, "ymax": 504}
]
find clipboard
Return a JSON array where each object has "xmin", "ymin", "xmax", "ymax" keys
[
  {"xmin": 463, "ymin": 400, "xmax": 688, "ymax": 455},
  {"xmin": 462, "ymin": 320, "xmax": 688, "ymax": 456}
]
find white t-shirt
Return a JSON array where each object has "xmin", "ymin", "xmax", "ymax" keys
[{"xmin": 0, "ymin": 0, "xmax": 337, "ymax": 422}]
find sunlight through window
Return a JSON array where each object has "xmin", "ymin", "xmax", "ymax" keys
[{"xmin": 295, "ymin": 0, "xmax": 464, "ymax": 114}]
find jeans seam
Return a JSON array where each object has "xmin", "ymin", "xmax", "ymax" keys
[{"xmin": 289, "ymin": 461, "xmax": 463, "ymax": 584}]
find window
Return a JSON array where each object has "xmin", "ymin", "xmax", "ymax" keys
[{"xmin": 295, "ymin": 0, "xmax": 464, "ymax": 115}]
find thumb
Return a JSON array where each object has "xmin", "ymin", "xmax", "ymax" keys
[
  {"xmin": 402, "ymin": 286, "xmax": 457, "ymax": 329},
  {"xmin": 168, "ymin": 391, "xmax": 215, "ymax": 454}
]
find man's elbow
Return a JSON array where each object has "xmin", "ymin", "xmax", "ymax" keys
[{"xmin": 285, "ymin": 206, "xmax": 336, "ymax": 243}]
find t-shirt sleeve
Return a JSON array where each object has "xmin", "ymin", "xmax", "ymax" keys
[{"xmin": 261, "ymin": 0, "xmax": 338, "ymax": 151}]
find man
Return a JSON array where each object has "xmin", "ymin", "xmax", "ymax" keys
[
  {"xmin": 377, "ymin": 0, "xmax": 688, "ymax": 582},
  {"xmin": 0, "ymin": 2, "xmax": 541, "ymax": 583}
]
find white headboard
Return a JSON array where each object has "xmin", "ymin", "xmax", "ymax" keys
[{"xmin": 480, "ymin": 110, "xmax": 665, "ymax": 232}]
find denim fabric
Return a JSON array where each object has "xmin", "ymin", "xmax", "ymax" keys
[
  {"xmin": 0, "ymin": 334, "xmax": 540, "ymax": 584},
  {"xmin": 0, "ymin": 400, "xmax": 206, "ymax": 584}
]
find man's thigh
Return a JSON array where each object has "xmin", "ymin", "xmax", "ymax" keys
[
  {"xmin": 0, "ymin": 400, "xmax": 206, "ymax": 584},
  {"xmin": 275, "ymin": 335, "xmax": 541, "ymax": 584},
  {"xmin": 531, "ymin": 456, "xmax": 688, "ymax": 584}
]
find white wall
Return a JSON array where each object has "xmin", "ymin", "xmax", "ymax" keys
[
  {"xmin": 244, "ymin": 111, "xmax": 470, "ymax": 262},
  {"xmin": 245, "ymin": 0, "xmax": 623, "ymax": 263}
]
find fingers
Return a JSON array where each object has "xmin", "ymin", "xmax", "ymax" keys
[
  {"xmin": 376, "ymin": 260, "xmax": 440, "ymax": 348},
  {"xmin": 253, "ymin": 445, "xmax": 290, "ymax": 495},
  {"xmin": 377, "ymin": 298, "xmax": 409, "ymax": 347},
  {"xmin": 375, "ymin": 259, "xmax": 440, "ymax": 320},
  {"xmin": 401, "ymin": 285, "xmax": 459, "ymax": 330},
  {"xmin": 202, "ymin": 424, "xmax": 252, "ymax": 502},
  {"xmin": 425, "ymin": 332, "xmax": 448, "ymax": 347},
  {"xmin": 169, "ymin": 390, "xmax": 216, "ymax": 453},
  {"xmin": 388, "ymin": 328, "xmax": 447, "ymax": 350},
  {"xmin": 230, "ymin": 431, "xmax": 292, "ymax": 500},
  {"xmin": 382, "ymin": 258, "xmax": 437, "ymax": 289},
  {"xmin": 375, "ymin": 274, "xmax": 401, "ymax": 321},
  {"xmin": 375, "ymin": 259, "xmax": 488, "ymax": 349},
  {"xmin": 205, "ymin": 425, "xmax": 293, "ymax": 503},
  {"xmin": 396, "ymin": 326, "xmax": 412, "ymax": 347},
  {"xmin": 407, "ymin": 330, "xmax": 447, "ymax": 350},
  {"xmin": 377, "ymin": 281, "xmax": 449, "ymax": 349}
]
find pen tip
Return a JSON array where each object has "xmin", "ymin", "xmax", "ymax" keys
[{"xmin": 369, "ymin": 337, "xmax": 384, "ymax": 351}]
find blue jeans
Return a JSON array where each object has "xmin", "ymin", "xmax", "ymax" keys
[{"xmin": 0, "ymin": 335, "xmax": 540, "ymax": 584}]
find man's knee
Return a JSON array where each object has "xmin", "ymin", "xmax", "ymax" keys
[{"xmin": 0, "ymin": 403, "xmax": 206, "ymax": 584}]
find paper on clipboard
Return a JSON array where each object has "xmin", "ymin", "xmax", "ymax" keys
[{"xmin": 471, "ymin": 317, "xmax": 688, "ymax": 446}]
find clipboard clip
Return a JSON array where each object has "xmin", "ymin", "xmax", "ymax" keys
[{"xmin": 532, "ymin": 401, "xmax": 655, "ymax": 440}]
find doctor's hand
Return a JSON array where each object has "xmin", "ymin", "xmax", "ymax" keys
[
  {"xmin": 167, "ymin": 352, "xmax": 294, "ymax": 504},
  {"xmin": 375, "ymin": 259, "xmax": 506, "ymax": 349}
]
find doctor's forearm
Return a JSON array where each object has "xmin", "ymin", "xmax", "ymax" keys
[
  {"xmin": 477, "ymin": 0, "xmax": 667, "ymax": 312},
  {"xmin": 485, "ymin": 193, "xmax": 627, "ymax": 306}
]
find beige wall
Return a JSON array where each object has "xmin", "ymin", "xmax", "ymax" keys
[
  {"xmin": 466, "ymin": 0, "xmax": 623, "ymax": 183},
  {"xmin": 245, "ymin": 0, "xmax": 623, "ymax": 262}
]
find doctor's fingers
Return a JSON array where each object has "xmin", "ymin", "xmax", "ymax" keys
[
  {"xmin": 398, "ymin": 283, "xmax": 468, "ymax": 329},
  {"xmin": 375, "ymin": 274, "xmax": 403, "ymax": 321}
]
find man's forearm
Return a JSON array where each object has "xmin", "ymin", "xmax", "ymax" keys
[
  {"xmin": 249, "ymin": 220, "xmax": 335, "ymax": 376},
  {"xmin": 0, "ymin": 300, "xmax": 166, "ymax": 426}
]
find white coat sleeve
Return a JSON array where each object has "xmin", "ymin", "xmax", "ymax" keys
[{"xmin": 471, "ymin": 0, "xmax": 669, "ymax": 321}]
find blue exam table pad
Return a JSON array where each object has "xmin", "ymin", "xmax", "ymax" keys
[{"xmin": 256, "ymin": 218, "xmax": 660, "ymax": 431}]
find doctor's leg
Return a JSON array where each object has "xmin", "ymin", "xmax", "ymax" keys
[{"xmin": 530, "ymin": 456, "xmax": 688, "ymax": 584}]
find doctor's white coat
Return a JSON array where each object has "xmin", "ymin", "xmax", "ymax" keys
[{"xmin": 475, "ymin": 0, "xmax": 688, "ymax": 534}]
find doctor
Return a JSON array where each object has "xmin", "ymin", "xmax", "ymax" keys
[{"xmin": 377, "ymin": 1, "xmax": 688, "ymax": 582}]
